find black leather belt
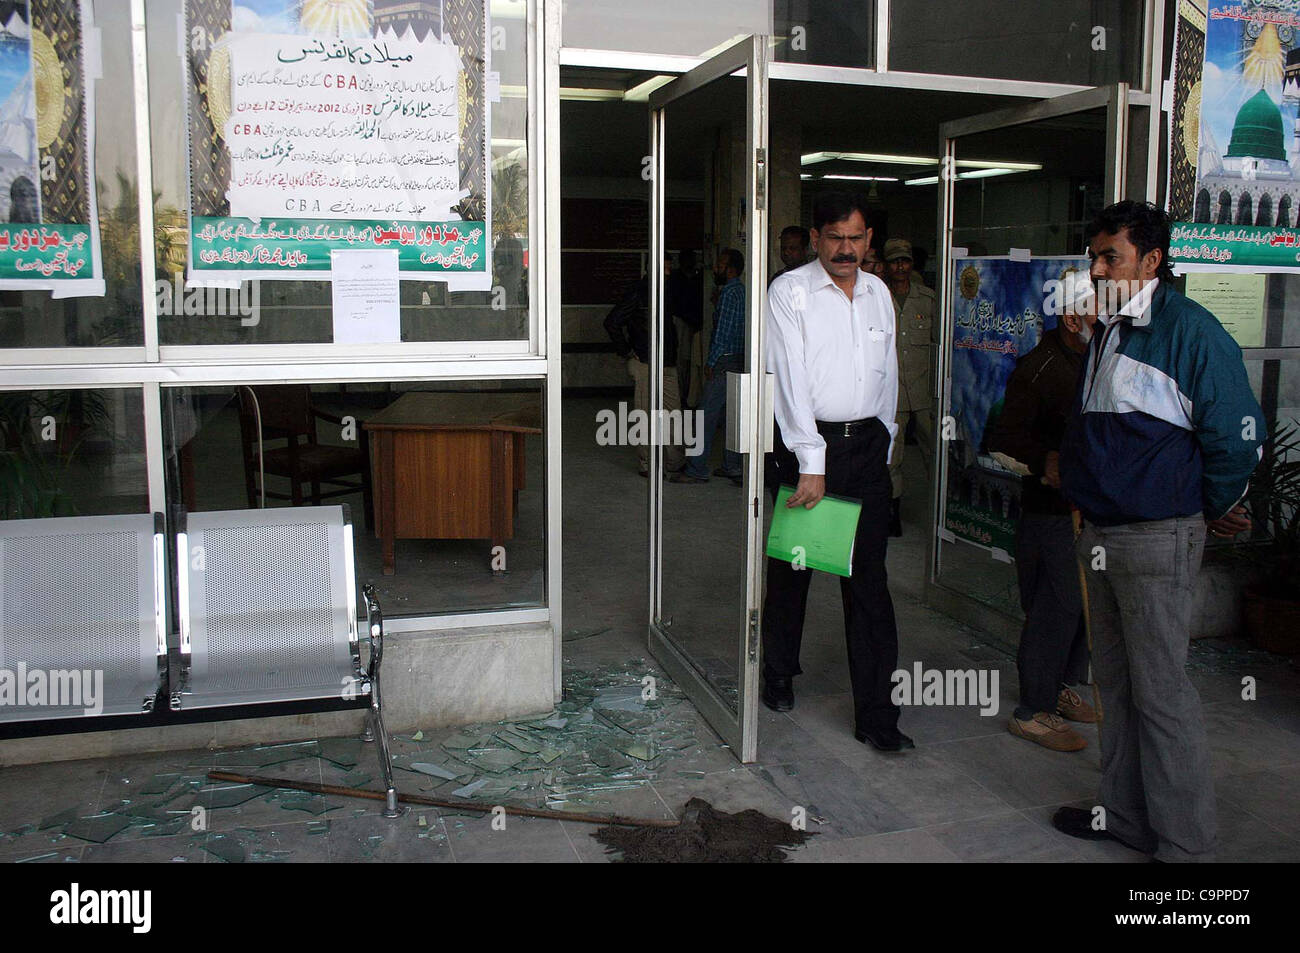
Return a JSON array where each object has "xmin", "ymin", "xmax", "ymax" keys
[{"xmin": 816, "ymin": 418, "xmax": 873, "ymax": 438}]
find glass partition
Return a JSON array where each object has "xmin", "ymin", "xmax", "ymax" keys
[
  {"xmin": 1, "ymin": 386, "xmax": 147, "ymax": 518},
  {"xmin": 162, "ymin": 378, "xmax": 546, "ymax": 617},
  {"xmin": 653, "ymin": 68, "xmax": 757, "ymax": 713},
  {"xmin": 562, "ymin": 0, "xmax": 771, "ymax": 58},
  {"xmin": 772, "ymin": 0, "xmax": 875, "ymax": 68},
  {"xmin": 890, "ymin": 0, "xmax": 1145, "ymax": 87},
  {"xmin": 0, "ymin": 1, "xmax": 144, "ymax": 350},
  {"xmin": 147, "ymin": 0, "xmax": 530, "ymax": 346},
  {"xmin": 934, "ymin": 106, "xmax": 1109, "ymax": 618}
]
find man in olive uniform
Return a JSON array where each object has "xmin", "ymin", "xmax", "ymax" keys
[{"xmin": 884, "ymin": 238, "xmax": 935, "ymax": 536}]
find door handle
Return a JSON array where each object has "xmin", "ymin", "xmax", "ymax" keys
[{"xmin": 725, "ymin": 372, "xmax": 775, "ymax": 454}]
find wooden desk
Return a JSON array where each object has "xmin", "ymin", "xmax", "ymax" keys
[{"xmin": 362, "ymin": 392, "xmax": 542, "ymax": 575}]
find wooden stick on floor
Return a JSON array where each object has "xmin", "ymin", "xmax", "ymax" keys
[
  {"xmin": 206, "ymin": 770, "xmax": 680, "ymax": 829},
  {"xmin": 1073, "ymin": 509, "xmax": 1103, "ymax": 723}
]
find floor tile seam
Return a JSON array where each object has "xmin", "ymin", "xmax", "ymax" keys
[
  {"xmin": 646, "ymin": 780, "xmax": 683, "ymax": 821},
  {"xmin": 436, "ymin": 812, "xmax": 458, "ymax": 863},
  {"xmin": 555, "ymin": 818, "xmax": 585, "ymax": 863},
  {"xmin": 1213, "ymin": 790, "xmax": 1300, "ymax": 842},
  {"xmin": 914, "ymin": 756, "xmax": 1030, "ymax": 816}
]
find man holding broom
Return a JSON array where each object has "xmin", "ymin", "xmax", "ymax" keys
[{"xmin": 1055, "ymin": 201, "xmax": 1264, "ymax": 863}]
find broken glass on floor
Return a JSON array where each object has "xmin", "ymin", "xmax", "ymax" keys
[{"xmin": 63, "ymin": 813, "xmax": 132, "ymax": 845}]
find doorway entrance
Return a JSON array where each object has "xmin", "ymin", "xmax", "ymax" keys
[{"xmin": 557, "ymin": 58, "xmax": 1138, "ymax": 763}]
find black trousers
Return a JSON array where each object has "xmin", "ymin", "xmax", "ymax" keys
[
  {"xmin": 762, "ymin": 419, "xmax": 900, "ymax": 731},
  {"xmin": 1015, "ymin": 511, "xmax": 1089, "ymax": 715}
]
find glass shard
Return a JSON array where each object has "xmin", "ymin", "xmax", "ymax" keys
[
  {"xmin": 203, "ymin": 835, "xmax": 247, "ymax": 863},
  {"xmin": 63, "ymin": 814, "xmax": 132, "ymax": 844}
]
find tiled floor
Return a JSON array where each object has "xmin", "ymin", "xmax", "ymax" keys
[{"xmin": 1, "ymin": 397, "xmax": 1297, "ymax": 862}]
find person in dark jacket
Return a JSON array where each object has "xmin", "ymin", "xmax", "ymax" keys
[
  {"xmin": 667, "ymin": 250, "xmax": 704, "ymax": 407},
  {"xmin": 1053, "ymin": 201, "xmax": 1264, "ymax": 863},
  {"xmin": 986, "ymin": 270, "xmax": 1097, "ymax": 753},
  {"xmin": 604, "ymin": 260, "xmax": 684, "ymax": 475}
]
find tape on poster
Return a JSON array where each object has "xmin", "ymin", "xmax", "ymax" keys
[{"xmin": 1008, "ymin": 248, "xmax": 1031, "ymax": 262}]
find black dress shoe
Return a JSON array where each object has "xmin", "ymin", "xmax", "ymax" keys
[
  {"xmin": 855, "ymin": 725, "xmax": 914, "ymax": 751},
  {"xmin": 1050, "ymin": 806, "xmax": 1112, "ymax": 841},
  {"xmin": 761, "ymin": 676, "xmax": 794, "ymax": 712},
  {"xmin": 1051, "ymin": 807, "xmax": 1152, "ymax": 854}
]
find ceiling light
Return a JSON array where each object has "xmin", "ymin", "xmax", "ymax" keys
[
  {"xmin": 803, "ymin": 151, "xmax": 1041, "ymax": 173},
  {"xmin": 824, "ymin": 174, "xmax": 899, "ymax": 182},
  {"xmin": 560, "ymin": 87, "xmax": 626, "ymax": 101},
  {"xmin": 904, "ymin": 168, "xmax": 1031, "ymax": 186},
  {"xmin": 958, "ymin": 168, "xmax": 1024, "ymax": 179},
  {"xmin": 802, "ymin": 151, "xmax": 934, "ymax": 167}
]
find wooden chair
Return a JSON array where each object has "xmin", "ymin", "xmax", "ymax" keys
[{"xmin": 237, "ymin": 385, "xmax": 372, "ymax": 526}]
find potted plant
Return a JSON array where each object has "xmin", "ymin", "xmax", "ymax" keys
[{"xmin": 1240, "ymin": 419, "xmax": 1300, "ymax": 655}]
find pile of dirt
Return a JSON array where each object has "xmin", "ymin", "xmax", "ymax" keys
[{"xmin": 592, "ymin": 797, "xmax": 813, "ymax": 863}]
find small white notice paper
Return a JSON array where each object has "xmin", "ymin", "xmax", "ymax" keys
[{"xmin": 331, "ymin": 250, "xmax": 401, "ymax": 345}]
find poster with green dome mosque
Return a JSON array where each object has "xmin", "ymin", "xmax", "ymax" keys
[{"xmin": 1172, "ymin": 0, "xmax": 1300, "ymax": 271}]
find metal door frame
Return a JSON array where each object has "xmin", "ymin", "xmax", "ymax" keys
[
  {"xmin": 926, "ymin": 83, "xmax": 1129, "ymax": 635},
  {"xmin": 647, "ymin": 35, "xmax": 768, "ymax": 762}
]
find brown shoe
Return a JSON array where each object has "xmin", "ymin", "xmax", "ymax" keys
[
  {"xmin": 1057, "ymin": 686, "xmax": 1098, "ymax": 723},
  {"xmin": 1008, "ymin": 712, "xmax": 1086, "ymax": 752}
]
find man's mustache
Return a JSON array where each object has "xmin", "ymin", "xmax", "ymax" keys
[{"xmin": 832, "ymin": 255, "xmax": 858, "ymax": 263}]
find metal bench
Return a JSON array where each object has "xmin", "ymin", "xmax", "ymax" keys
[
  {"xmin": 173, "ymin": 505, "xmax": 399, "ymax": 815},
  {"xmin": 0, "ymin": 513, "xmax": 166, "ymax": 722}
]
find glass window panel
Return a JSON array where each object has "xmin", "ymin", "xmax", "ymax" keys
[
  {"xmin": 148, "ymin": 0, "xmax": 529, "ymax": 345},
  {"xmin": 890, "ymin": 0, "xmax": 1145, "ymax": 87},
  {"xmin": 772, "ymin": 1, "xmax": 875, "ymax": 69},
  {"xmin": 561, "ymin": 0, "xmax": 771, "ymax": 58},
  {"xmin": 0, "ymin": 1, "xmax": 143, "ymax": 349},
  {"xmin": 162, "ymin": 379, "xmax": 545, "ymax": 617},
  {"xmin": 935, "ymin": 107, "xmax": 1108, "ymax": 615},
  {"xmin": 1, "ymin": 387, "xmax": 147, "ymax": 519}
]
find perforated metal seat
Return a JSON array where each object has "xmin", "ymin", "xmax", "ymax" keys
[
  {"xmin": 0, "ymin": 514, "xmax": 166, "ymax": 722},
  {"xmin": 174, "ymin": 506, "xmax": 366, "ymax": 709},
  {"xmin": 174, "ymin": 505, "xmax": 400, "ymax": 814}
]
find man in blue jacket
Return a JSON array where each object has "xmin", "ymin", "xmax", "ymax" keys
[{"xmin": 1055, "ymin": 201, "xmax": 1263, "ymax": 862}]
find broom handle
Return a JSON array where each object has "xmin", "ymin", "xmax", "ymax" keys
[
  {"xmin": 1073, "ymin": 508, "xmax": 1103, "ymax": 723},
  {"xmin": 207, "ymin": 770, "xmax": 680, "ymax": 829}
]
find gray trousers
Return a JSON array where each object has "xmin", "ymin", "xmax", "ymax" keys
[{"xmin": 1077, "ymin": 515, "xmax": 1214, "ymax": 862}]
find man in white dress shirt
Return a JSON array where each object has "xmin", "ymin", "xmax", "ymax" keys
[{"xmin": 762, "ymin": 192, "xmax": 912, "ymax": 752}]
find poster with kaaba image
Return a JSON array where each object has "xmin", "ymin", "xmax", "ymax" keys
[
  {"xmin": 1167, "ymin": 0, "xmax": 1206, "ymax": 223},
  {"xmin": 185, "ymin": 0, "xmax": 491, "ymax": 289},
  {"xmin": 0, "ymin": 0, "xmax": 102, "ymax": 296}
]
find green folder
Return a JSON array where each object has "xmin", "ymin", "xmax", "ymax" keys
[{"xmin": 765, "ymin": 484, "xmax": 862, "ymax": 577}]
